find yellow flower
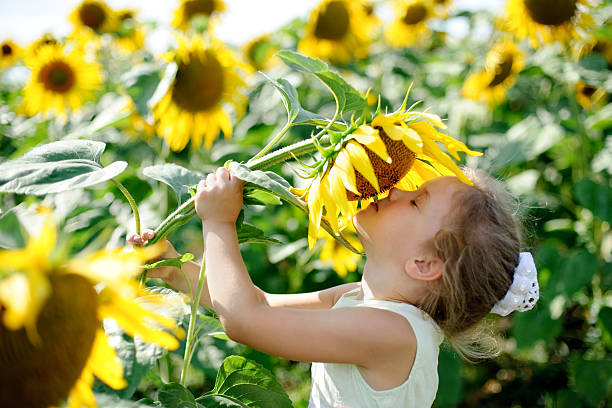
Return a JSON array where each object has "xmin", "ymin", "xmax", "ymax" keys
[
  {"xmin": 318, "ymin": 219, "xmax": 363, "ymax": 277},
  {"xmin": 0, "ymin": 39, "xmax": 22, "ymax": 69},
  {"xmin": 0, "ymin": 214, "xmax": 183, "ymax": 408},
  {"xmin": 172, "ymin": 0, "xmax": 227, "ymax": 32},
  {"xmin": 303, "ymin": 97, "xmax": 482, "ymax": 249},
  {"xmin": 244, "ymin": 34, "xmax": 279, "ymax": 72},
  {"xmin": 298, "ymin": 0, "xmax": 377, "ymax": 64},
  {"xmin": 22, "ymin": 43, "xmax": 102, "ymax": 119},
  {"xmin": 385, "ymin": 0, "xmax": 436, "ymax": 48},
  {"xmin": 69, "ymin": 0, "xmax": 118, "ymax": 35},
  {"xmin": 112, "ymin": 9, "xmax": 146, "ymax": 53},
  {"xmin": 152, "ymin": 36, "xmax": 248, "ymax": 151},
  {"xmin": 26, "ymin": 33, "xmax": 60, "ymax": 58},
  {"xmin": 502, "ymin": 0, "xmax": 595, "ymax": 48},
  {"xmin": 462, "ymin": 40, "xmax": 525, "ymax": 106},
  {"xmin": 433, "ymin": 0, "xmax": 453, "ymax": 18},
  {"xmin": 575, "ymin": 80, "xmax": 607, "ymax": 110}
]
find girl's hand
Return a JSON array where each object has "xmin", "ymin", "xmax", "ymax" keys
[
  {"xmin": 195, "ymin": 167, "xmax": 244, "ymax": 225},
  {"xmin": 127, "ymin": 229, "xmax": 179, "ymax": 281}
]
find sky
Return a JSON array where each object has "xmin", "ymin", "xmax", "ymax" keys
[{"xmin": 0, "ymin": 0, "xmax": 505, "ymax": 51}]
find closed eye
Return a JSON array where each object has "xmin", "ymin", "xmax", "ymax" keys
[{"xmin": 410, "ymin": 199, "xmax": 418, "ymax": 207}]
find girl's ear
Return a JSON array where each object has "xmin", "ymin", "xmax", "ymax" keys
[{"xmin": 404, "ymin": 257, "xmax": 444, "ymax": 281}]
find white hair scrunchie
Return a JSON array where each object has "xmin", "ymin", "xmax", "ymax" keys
[{"xmin": 491, "ymin": 252, "xmax": 539, "ymax": 316}]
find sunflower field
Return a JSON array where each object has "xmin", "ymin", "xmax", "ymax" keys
[{"xmin": 1, "ymin": 0, "xmax": 611, "ymax": 407}]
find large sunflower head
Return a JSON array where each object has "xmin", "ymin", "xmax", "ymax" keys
[
  {"xmin": 0, "ymin": 39, "xmax": 22, "ymax": 69},
  {"xmin": 22, "ymin": 43, "xmax": 102, "ymax": 119},
  {"xmin": 385, "ymin": 0, "xmax": 436, "ymax": 48},
  {"xmin": 0, "ymin": 213, "xmax": 183, "ymax": 408},
  {"xmin": 301, "ymin": 96, "xmax": 483, "ymax": 249},
  {"xmin": 69, "ymin": 0, "xmax": 119, "ymax": 35},
  {"xmin": 171, "ymin": 0, "xmax": 227, "ymax": 32},
  {"xmin": 298, "ymin": 0, "xmax": 377, "ymax": 65},
  {"xmin": 462, "ymin": 40, "xmax": 525, "ymax": 106},
  {"xmin": 152, "ymin": 36, "xmax": 248, "ymax": 151},
  {"xmin": 502, "ymin": 0, "xmax": 595, "ymax": 48}
]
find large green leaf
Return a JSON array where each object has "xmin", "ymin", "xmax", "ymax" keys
[
  {"xmin": 574, "ymin": 178, "xmax": 612, "ymax": 224},
  {"xmin": 276, "ymin": 51, "xmax": 366, "ymax": 119},
  {"xmin": 143, "ymin": 164, "xmax": 203, "ymax": 203},
  {"xmin": 512, "ymin": 306, "xmax": 563, "ymax": 349},
  {"xmin": 0, "ymin": 140, "xmax": 127, "ymax": 195},
  {"xmin": 435, "ymin": 347, "xmax": 462, "ymax": 407},
  {"xmin": 237, "ymin": 223, "xmax": 281, "ymax": 245},
  {"xmin": 0, "ymin": 208, "xmax": 25, "ymax": 249},
  {"xmin": 196, "ymin": 356, "xmax": 293, "ymax": 408},
  {"xmin": 569, "ymin": 357, "xmax": 612, "ymax": 407},
  {"xmin": 157, "ymin": 383, "xmax": 198, "ymax": 408}
]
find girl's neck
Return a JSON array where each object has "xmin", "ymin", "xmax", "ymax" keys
[{"xmin": 359, "ymin": 258, "xmax": 426, "ymax": 305}]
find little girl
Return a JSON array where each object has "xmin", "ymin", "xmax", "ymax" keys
[{"xmin": 129, "ymin": 166, "xmax": 539, "ymax": 408}]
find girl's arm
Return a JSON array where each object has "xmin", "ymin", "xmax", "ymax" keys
[{"xmin": 196, "ymin": 168, "xmax": 415, "ymax": 371}]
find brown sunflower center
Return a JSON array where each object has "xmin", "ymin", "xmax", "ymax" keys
[
  {"xmin": 580, "ymin": 85, "xmax": 596, "ymax": 97},
  {"xmin": 1, "ymin": 44, "xmax": 12, "ymax": 56},
  {"xmin": 0, "ymin": 274, "xmax": 99, "ymax": 408},
  {"xmin": 183, "ymin": 0, "xmax": 216, "ymax": 21},
  {"xmin": 172, "ymin": 50, "xmax": 225, "ymax": 112},
  {"xmin": 79, "ymin": 2, "xmax": 107, "ymax": 30},
  {"xmin": 39, "ymin": 60, "xmax": 76, "ymax": 94},
  {"xmin": 346, "ymin": 125, "xmax": 417, "ymax": 200},
  {"xmin": 488, "ymin": 55, "xmax": 514, "ymax": 87},
  {"xmin": 523, "ymin": 0, "xmax": 576, "ymax": 26},
  {"xmin": 314, "ymin": 1, "xmax": 350, "ymax": 41},
  {"xmin": 402, "ymin": 4, "xmax": 428, "ymax": 25}
]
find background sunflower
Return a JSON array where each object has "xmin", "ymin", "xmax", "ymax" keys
[
  {"xmin": 385, "ymin": 0, "xmax": 436, "ymax": 48},
  {"xmin": 171, "ymin": 0, "xmax": 227, "ymax": 32},
  {"xmin": 0, "ymin": 39, "xmax": 22, "ymax": 69}
]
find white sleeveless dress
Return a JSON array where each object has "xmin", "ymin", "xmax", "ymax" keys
[{"xmin": 308, "ymin": 287, "xmax": 444, "ymax": 408}]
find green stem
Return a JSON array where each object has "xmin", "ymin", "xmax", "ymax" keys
[
  {"xmin": 247, "ymin": 121, "xmax": 292, "ymax": 164},
  {"xmin": 180, "ymin": 259, "xmax": 207, "ymax": 386},
  {"xmin": 111, "ymin": 178, "xmax": 141, "ymax": 235}
]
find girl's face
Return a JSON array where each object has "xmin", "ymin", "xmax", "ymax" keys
[{"xmin": 353, "ymin": 176, "xmax": 466, "ymax": 264}]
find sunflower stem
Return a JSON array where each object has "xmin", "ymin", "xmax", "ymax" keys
[
  {"xmin": 180, "ymin": 258, "xmax": 207, "ymax": 386},
  {"xmin": 247, "ymin": 121, "xmax": 292, "ymax": 164},
  {"xmin": 111, "ymin": 178, "xmax": 141, "ymax": 236}
]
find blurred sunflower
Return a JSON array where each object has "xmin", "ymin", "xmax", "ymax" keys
[
  {"xmin": 69, "ymin": 0, "xmax": 118, "ymax": 35},
  {"xmin": 112, "ymin": 9, "xmax": 146, "ymax": 53},
  {"xmin": 298, "ymin": 0, "xmax": 376, "ymax": 64},
  {"xmin": 26, "ymin": 33, "xmax": 60, "ymax": 58},
  {"xmin": 300, "ymin": 96, "xmax": 482, "ymax": 249},
  {"xmin": 244, "ymin": 34, "xmax": 279, "ymax": 72},
  {"xmin": 152, "ymin": 36, "xmax": 248, "ymax": 151},
  {"xmin": 22, "ymin": 43, "xmax": 102, "ymax": 119},
  {"xmin": 172, "ymin": 0, "xmax": 227, "ymax": 32},
  {"xmin": 462, "ymin": 40, "xmax": 525, "ymax": 106},
  {"xmin": 573, "ymin": 19, "xmax": 612, "ymax": 66},
  {"xmin": 0, "ymin": 39, "xmax": 22, "ymax": 69},
  {"xmin": 575, "ymin": 80, "xmax": 607, "ymax": 110},
  {"xmin": 433, "ymin": 0, "xmax": 453, "ymax": 18},
  {"xmin": 0, "ymin": 213, "xmax": 182, "ymax": 408},
  {"xmin": 502, "ymin": 0, "xmax": 595, "ymax": 48},
  {"xmin": 385, "ymin": 0, "xmax": 436, "ymax": 48},
  {"xmin": 318, "ymin": 218, "xmax": 363, "ymax": 277}
]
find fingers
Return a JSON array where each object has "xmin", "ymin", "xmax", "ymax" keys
[{"xmin": 127, "ymin": 228, "xmax": 155, "ymax": 246}]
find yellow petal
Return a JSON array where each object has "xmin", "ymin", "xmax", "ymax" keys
[
  {"xmin": 351, "ymin": 126, "xmax": 391, "ymax": 164},
  {"xmin": 307, "ymin": 177, "xmax": 324, "ymax": 250},
  {"xmin": 67, "ymin": 367, "xmax": 96, "ymax": 408},
  {"xmin": 89, "ymin": 329, "xmax": 127, "ymax": 390},
  {"xmin": 332, "ymin": 150, "xmax": 359, "ymax": 194},
  {"xmin": 344, "ymin": 142, "xmax": 380, "ymax": 192}
]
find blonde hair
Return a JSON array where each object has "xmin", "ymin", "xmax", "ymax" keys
[{"xmin": 419, "ymin": 168, "xmax": 522, "ymax": 361}]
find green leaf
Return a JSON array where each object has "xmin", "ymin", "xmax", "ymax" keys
[
  {"xmin": 196, "ymin": 314, "xmax": 228, "ymax": 341},
  {"xmin": 0, "ymin": 208, "xmax": 25, "ymax": 249},
  {"xmin": 574, "ymin": 178, "xmax": 612, "ymax": 224},
  {"xmin": 0, "ymin": 140, "xmax": 127, "ymax": 195},
  {"xmin": 435, "ymin": 347, "xmax": 462, "ymax": 407},
  {"xmin": 237, "ymin": 224, "xmax": 281, "ymax": 245},
  {"xmin": 122, "ymin": 62, "xmax": 173, "ymax": 121},
  {"xmin": 276, "ymin": 50, "xmax": 366, "ymax": 119},
  {"xmin": 597, "ymin": 306, "xmax": 612, "ymax": 348},
  {"xmin": 157, "ymin": 383, "xmax": 197, "ymax": 408},
  {"xmin": 512, "ymin": 306, "xmax": 563, "ymax": 349},
  {"xmin": 561, "ymin": 251, "xmax": 598, "ymax": 296},
  {"xmin": 244, "ymin": 189, "xmax": 282, "ymax": 206},
  {"xmin": 143, "ymin": 253, "xmax": 195, "ymax": 270},
  {"xmin": 196, "ymin": 355, "xmax": 293, "ymax": 408},
  {"xmin": 143, "ymin": 164, "xmax": 203, "ymax": 203},
  {"xmin": 569, "ymin": 357, "xmax": 612, "ymax": 407}
]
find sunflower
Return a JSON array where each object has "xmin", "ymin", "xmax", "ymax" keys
[
  {"xmin": 244, "ymin": 34, "xmax": 279, "ymax": 72},
  {"xmin": 172, "ymin": 0, "xmax": 227, "ymax": 32},
  {"xmin": 462, "ymin": 40, "xmax": 525, "ymax": 106},
  {"xmin": 385, "ymin": 0, "xmax": 436, "ymax": 48},
  {"xmin": 433, "ymin": 0, "xmax": 454, "ymax": 18},
  {"xmin": 69, "ymin": 0, "xmax": 118, "ymax": 35},
  {"xmin": 26, "ymin": 33, "xmax": 60, "ymax": 58},
  {"xmin": 0, "ymin": 212, "xmax": 182, "ymax": 408},
  {"xmin": 112, "ymin": 9, "xmax": 146, "ymax": 53},
  {"xmin": 318, "ymin": 218, "xmax": 363, "ymax": 277},
  {"xmin": 298, "ymin": 0, "xmax": 377, "ymax": 64},
  {"xmin": 575, "ymin": 80, "xmax": 607, "ymax": 110},
  {"xmin": 22, "ymin": 43, "xmax": 102, "ymax": 119},
  {"xmin": 301, "ymin": 96, "xmax": 483, "ymax": 249},
  {"xmin": 502, "ymin": 0, "xmax": 595, "ymax": 48},
  {"xmin": 152, "ymin": 36, "xmax": 248, "ymax": 151},
  {"xmin": 0, "ymin": 39, "xmax": 22, "ymax": 69}
]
